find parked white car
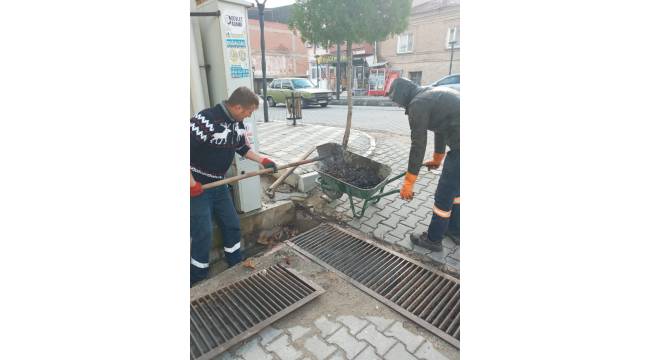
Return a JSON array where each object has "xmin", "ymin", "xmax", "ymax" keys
[{"xmin": 429, "ymin": 74, "xmax": 460, "ymax": 91}]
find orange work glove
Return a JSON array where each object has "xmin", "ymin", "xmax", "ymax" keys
[
  {"xmin": 261, "ymin": 157, "xmax": 278, "ymax": 173},
  {"xmin": 424, "ymin": 152, "xmax": 446, "ymax": 170},
  {"xmin": 190, "ymin": 181, "xmax": 203, "ymax": 197},
  {"xmin": 400, "ymin": 172, "xmax": 417, "ymax": 200}
]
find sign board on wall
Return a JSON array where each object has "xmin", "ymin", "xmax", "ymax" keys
[
  {"xmin": 223, "ymin": 11, "xmax": 250, "ymax": 79},
  {"xmin": 317, "ymin": 54, "xmax": 348, "ymax": 64},
  {"xmin": 224, "ymin": 12, "xmax": 245, "ymax": 35}
]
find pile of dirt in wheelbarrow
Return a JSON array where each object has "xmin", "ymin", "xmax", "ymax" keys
[{"xmin": 320, "ymin": 156, "xmax": 383, "ymax": 189}]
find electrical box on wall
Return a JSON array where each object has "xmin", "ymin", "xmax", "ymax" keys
[{"xmin": 194, "ymin": 0, "xmax": 262, "ymax": 213}]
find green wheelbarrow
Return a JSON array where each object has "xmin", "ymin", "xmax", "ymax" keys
[{"xmin": 315, "ymin": 143, "xmax": 405, "ymax": 218}]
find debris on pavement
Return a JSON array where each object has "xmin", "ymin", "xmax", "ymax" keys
[
  {"xmin": 242, "ymin": 258, "xmax": 256, "ymax": 270},
  {"xmin": 257, "ymin": 225, "xmax": 300, "ymax": 248}
]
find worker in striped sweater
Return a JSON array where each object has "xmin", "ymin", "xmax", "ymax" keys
[{"xmin": 190, "ymin": 87, "xmax": 277, "ymax": 286}]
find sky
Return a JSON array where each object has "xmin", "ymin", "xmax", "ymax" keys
[
  {"xmin": 263, "ymin": 0, "xmax": 429, "ymax": 7},
  {"xmin": 263, "ymin": 0, "xmax": 296, "ymax": 8}
]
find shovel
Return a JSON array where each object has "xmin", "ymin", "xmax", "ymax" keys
[
  {"xmin": 201, "ymin": 156, "xmax": 328, "ymax": 190},
  {"xmin": 265, "ymin": 146, "xmax": 316, "ymax": 198}
]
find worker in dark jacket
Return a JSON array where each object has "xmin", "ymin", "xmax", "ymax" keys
[
  {"xmin": 388, "ymin": 77, "xmax": 460, "ymax": 252},
  {"xmin": 190, "ymin": 87, "xmax": 277, "ymax": 286}
]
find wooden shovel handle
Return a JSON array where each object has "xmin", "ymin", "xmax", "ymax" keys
[
  {"xmin": 267, "ymin": 146, "xmax": 316, "ymax": 193},
  {"xmin": 202, "ymin": 157, "xmax": 322, "ymax": 190}
]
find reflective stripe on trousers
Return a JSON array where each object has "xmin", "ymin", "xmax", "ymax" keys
[
  {"xmin": 427, "ymin": 150, "xmax": 460, "ymax": 242},
  {"xmin": 190, "ymin": 185, "xmax": 242, "ymax": 285}
]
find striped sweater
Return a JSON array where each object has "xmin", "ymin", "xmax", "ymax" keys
[{"xmin": 190, "ymin": 103, "xmax": 251, "ymax": 184}]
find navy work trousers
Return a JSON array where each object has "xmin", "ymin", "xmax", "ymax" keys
[
  {"xmin": 190, "ymin": 185, "xmax": 242, "ymax": 286},
  {"xmin": 428, "ymin": 150, "xmax": 460, "ymax": 242}
]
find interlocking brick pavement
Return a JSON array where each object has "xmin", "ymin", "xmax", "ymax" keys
[
  {"xmin": 384, "ymin": 322, "xmax": 426, "ymax": 353},
  {"xmin": 326, "ymin": 327, "xmax": 368, "ymax": 359},
  {"xmin": 384, "ymin": 343, "xmax": 420, "ymax": 360},
  {"xmin": 304, "ymin": 335, "xmax": 337, "ymax": 360},
  {"xmin": 415, "ymin": 340, "xmax": 452, "ymax": 360},
  {"xmin": 315, "ymin": 315, "xmax": 342, "ymax": 337},
  {"xmin": 287, "ymin": 325, "xmax": 310, "ymax": 342},
  {"xmin": 335, "ymin": 315, "xmax": 369, "ymax": 336},
  {"xmin": 266, "ymin": 334, "xmax": 303, "ymax": 360},
  {"xmin": 355, "ymin": 324, "xmax": 397, "ymax": 356},
  {"xmin": 218, "ymin": 315, "xmax": 451, "ymax": 360},
  {"xmin": 234, "ymin": 338, "xmax": 273, "ymax": 360}
]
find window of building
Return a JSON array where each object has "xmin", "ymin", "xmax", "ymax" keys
[
  {"xmin": 408, "ymin": 71, "xmax": 422, "ymax": 85},
  {"xmin": 396, "ymin": 32, "xmax": 414, "ymax": 54},
  {"xmin": 446, "ymin": 26, "xmax": 460, "ymax": 49}
]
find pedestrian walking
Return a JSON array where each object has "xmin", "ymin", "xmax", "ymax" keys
[
  {"xmin": 190, "ymin": 87, "xmax": 277, "ymax": 286},
  {"xmin": 388, "ymin": 78, "xmax": 460, "ymax": 252}
]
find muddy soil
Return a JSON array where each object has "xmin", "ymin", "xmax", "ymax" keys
[{"xmin": 320, "ymin": 154, "xmax": 384, "ymax": 189}]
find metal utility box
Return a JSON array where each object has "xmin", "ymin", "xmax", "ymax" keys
[{"xmin": 192, "ymin": 0, "xmax": 262, "ymax": 213}]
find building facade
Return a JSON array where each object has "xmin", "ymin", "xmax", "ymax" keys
[
  {"xmin": 248, "ymin": 19, "xmax": 310, "ymax": 93},
  {"xmin": 308, "ymin": 42, "xmax": 376, "ymax": 94},
  {"xmin": 378, "ymin": 0, "xmax": 460, "ymax": 86}
]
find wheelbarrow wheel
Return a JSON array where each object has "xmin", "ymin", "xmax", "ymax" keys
[{"xmin": 322, "ymin": 188, "xmax": 343, "ymax": 200}]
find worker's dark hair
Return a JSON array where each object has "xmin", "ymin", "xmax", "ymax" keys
[{"xmin": 225, "ymin": 86, "xmax": 259, "ymax": 108}]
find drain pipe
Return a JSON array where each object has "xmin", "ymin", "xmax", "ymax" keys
[
  {"xmin": 190, "ymin": 0, "xmax": 211, "ymax": 113},
  {"xmin": 191, "ymin": 27, "xmax": 208, "ymax": 113}
]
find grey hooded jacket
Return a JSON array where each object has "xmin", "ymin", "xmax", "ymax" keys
[{"xmin": 388, "ymin": 77, "xmax": 460, "ymax": 175}]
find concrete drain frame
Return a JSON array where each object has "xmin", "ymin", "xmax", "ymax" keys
[{"xmin": 286, "ymin": 223, "xmax": 460, "ymax": 348}]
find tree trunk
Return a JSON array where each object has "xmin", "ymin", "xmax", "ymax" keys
[{"xmin": 341, "ymin": 40, "xmax": 353, "ymax": 149}]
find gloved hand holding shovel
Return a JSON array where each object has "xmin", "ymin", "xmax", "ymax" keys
[{"xmin": 260, "ymin": 157, "xmax": 278, "ymax": 172}]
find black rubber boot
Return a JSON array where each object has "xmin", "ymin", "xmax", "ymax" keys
[{"xmin": 410, "ymin": 232, "xmax": 443, "ymax": 252}]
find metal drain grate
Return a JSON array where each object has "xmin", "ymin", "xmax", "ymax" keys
[
  {"xmin": 190, "ymin": 264, "xmax": 324, "ymax": 360},
  {"xmin": 287, "ymin": 223, "xmax": 460, "ymax": 348}
]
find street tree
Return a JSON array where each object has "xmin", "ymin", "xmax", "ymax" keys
[{"xmin": 289, "ymin": 0, "xmax": 412, "ymax": 148}]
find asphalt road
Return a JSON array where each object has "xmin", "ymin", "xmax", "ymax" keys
[{"xmin": 253, "ymin": 104, "xmax": 411, "ymax": 136}]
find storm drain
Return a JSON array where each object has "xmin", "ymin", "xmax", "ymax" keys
[
  {"xmin": 190, "ymin": 264, "xmax": 324, "ymax": 360},
  {"xmin": 287, "ymin": 223, "xmax": 460, "ymax": 348}
]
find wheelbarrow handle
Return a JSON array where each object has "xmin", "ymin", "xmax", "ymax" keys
[
  {"xmin": 386, "ymin": 172, "xmax": 407, "ymax": 184},
  {"xmin": 390, "ymin": 164, "xmax": 436, "ymax": 182},
  {"xmin": 384, "ymin": 164, "xmax": 438, "ymax": 197},
  {"xmin": 202, "ymin": 157, "xmax": 324, "ymax": 190}
]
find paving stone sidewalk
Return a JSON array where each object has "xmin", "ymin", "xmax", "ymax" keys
[
  {"xmin": 256, "ymin": 120, "xmax": 374, "ymax": 176},
  {"xmin": 255, "ymin": 122, "xmax": 460, "ymax": 273},
  {"xmin": 215, "ymin": 315, "xmax": 450, "ymax": 360}
]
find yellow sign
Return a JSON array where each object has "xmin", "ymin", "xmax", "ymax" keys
[{"xmin": 316, "ymin": 54, "xmax": 347, "ymax": 64}]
